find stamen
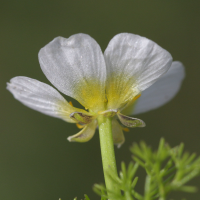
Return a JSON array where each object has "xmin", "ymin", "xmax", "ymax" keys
[
  {"xmin": 76, "ymin": 123, "xmax": 85, "ymax": 129},
  {"xmin": 69, "ymin": 101, "xmax": 73, "ymax": 106},
  {"xmin": 133, "ymin": 93, "xmax": 141, "ymax": 101},
  {"xmin": 123, "ymin": 127, "xmax": 130, "ymax": 132}
]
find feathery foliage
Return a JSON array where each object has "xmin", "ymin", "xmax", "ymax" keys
[{"xmin": 93, "ymin": 138, "xmax": 200, "ymax": 200}]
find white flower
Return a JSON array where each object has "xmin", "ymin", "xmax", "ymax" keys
[{"xmin": 7, "ymin": 33, "xmax": 185, "ymax": 146}]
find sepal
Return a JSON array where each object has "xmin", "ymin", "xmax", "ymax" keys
[
  {"xmin": 70, "ymin": 112, "xmax": 96, "ymax": 124},
  {"xmin": 117, "ymin": 112, "xmax": 145, "ymax": 128},
  {"xmin": 98, "ymin": 109, "xmax": 118, "ymax": 117},
  {"xmin": 67, "ymin": 120, "xmax": 97, "ymax": 142},
  {"xmin": 112, "ymin": 119, "xmax": 125, "ymax": 148}
]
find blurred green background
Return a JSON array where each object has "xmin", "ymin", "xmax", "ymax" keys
[{"xmin": 1, "ymin": 0, "xmax": 200, "ymax": 199}]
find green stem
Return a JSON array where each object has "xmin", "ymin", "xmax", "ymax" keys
[{"xmin": 98, "ymin": 115, "xmax": 120, "ymax": 198}]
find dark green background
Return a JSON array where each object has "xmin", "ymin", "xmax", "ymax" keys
[{"xmin": 1, "ymin": 0, "xmax": 200, "ymax": 199}]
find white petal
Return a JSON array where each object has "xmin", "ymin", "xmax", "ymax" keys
[
  {"xmin": 7, "ymin": 76, "xmax": 77, "ymax": 122},
  {"xmin": 124, "ymin": 61, "xmax": 185, "ymax": 115},
  {"xmin": 104, "ymin": 33, "xmax": 172, "ymax": 110},
  {"xmin": 39, "ymin": 34, "xmax": 106, "ymax": 112}
]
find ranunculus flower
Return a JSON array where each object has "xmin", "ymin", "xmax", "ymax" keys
[{"xmin": 7, "ymin": 33, "xmax": 185, "ymax": 147}]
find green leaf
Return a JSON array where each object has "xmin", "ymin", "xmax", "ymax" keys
[{"xmin": 84, "ymin": 194, "xmax": 90, "ymax": 200}]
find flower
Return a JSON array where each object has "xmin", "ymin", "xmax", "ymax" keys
[{"xmin": 7, "ymin": 33, "xmax": 185, "ymax": 147}]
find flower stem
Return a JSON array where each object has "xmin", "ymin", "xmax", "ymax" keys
[{"xmin": 98, "ymin": 115, "xmax": 120, "ymax": 198}]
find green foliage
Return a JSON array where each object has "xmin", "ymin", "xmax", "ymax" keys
[
  {"xmin": 93, "ymin": 162, "xmax": 142, "ymax": 200},
  {"xmin": 72, "ymin": 194, "xmax": 90, "ymax": 200},
  {"xmin": 84, "ymin": 194, "xmax": 90, "ymax": 200},
  {"xmin": 94, "ymin": 138, "xmax": 200, "ymax": 200}
]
